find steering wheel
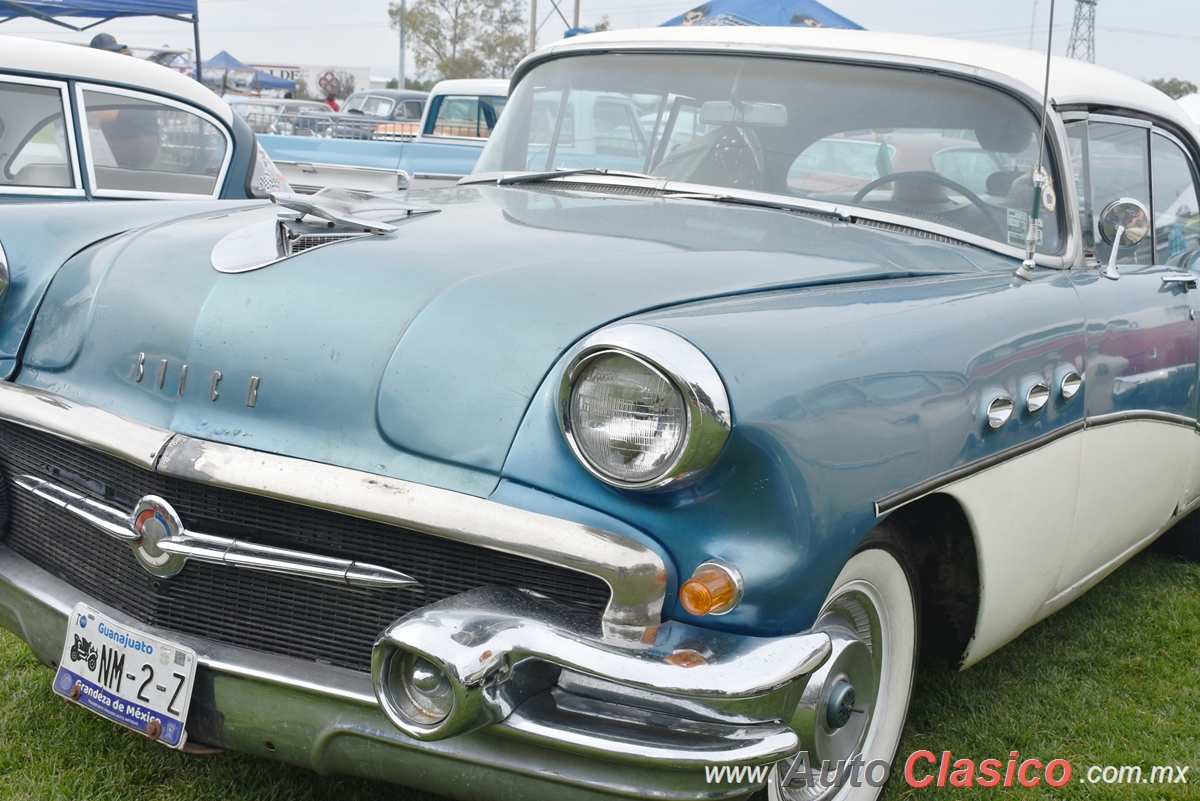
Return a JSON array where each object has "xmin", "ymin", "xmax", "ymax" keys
[{"xmin": 851, "ymin": 170, "xmax": 1005, "ymax": 239}]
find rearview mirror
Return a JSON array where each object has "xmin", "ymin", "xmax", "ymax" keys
[{"xmin": 699, "ymin": 101, "xmax": 788, "ymax": 127}]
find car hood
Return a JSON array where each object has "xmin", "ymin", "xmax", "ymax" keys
[
  {"xmin": 0, "ymin": 199, "xmax": 259, "ymax": 380},
  {"xmin": 17, "ymin": 185, "xmax": 995, "ymax": 497}
]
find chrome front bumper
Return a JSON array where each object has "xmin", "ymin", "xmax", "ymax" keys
[
  {"xmin": 0, "ymin": 382, "xmax": 830, "ymax": 798},
  {"xmin": 1, "ymin": 548, "xmax": 829, "ymax": 800}
]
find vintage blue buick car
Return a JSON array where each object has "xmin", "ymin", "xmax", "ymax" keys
[
  {"xmin": 1, "ymin": 27, "xmax": 1199, "ymax": 801},
  {"xmin": 0, "ymin": 35, "xmax": 287, "ymax": 201}
]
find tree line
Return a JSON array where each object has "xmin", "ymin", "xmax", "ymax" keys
[{"xmin": 388, "ymin": 0, "xmax": 609, "ymax": 82}]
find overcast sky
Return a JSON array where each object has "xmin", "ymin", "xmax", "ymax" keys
[{"xmin": 4, "ymin": 0, "xmax": 1199, "ymax": 87}]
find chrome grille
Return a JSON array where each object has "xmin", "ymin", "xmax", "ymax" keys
[
  {"xmin": 0, "ymin": 423, "xmax": 609, "ymax": 672},
  {"xmin": 282, "ymin": 231, "xmax": 368, "ymax": 256}
]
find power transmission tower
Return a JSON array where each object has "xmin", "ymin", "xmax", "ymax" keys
[{"xmin": 1066, "ymin": 0, "xmax": 1097, "ymax": 63}]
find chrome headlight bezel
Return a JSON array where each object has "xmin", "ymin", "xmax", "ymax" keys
[{"xmin": 559, "ymin": 324, "xmax": 732, "ymax": 490}]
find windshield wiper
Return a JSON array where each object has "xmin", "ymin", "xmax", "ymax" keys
[
  {"xmin": 495, "ymin": 167, "xmax": 661, "ymax": 186},
  {"xmin": 661, "ymin": 187, "xmax": 849, "ymax": 222}
]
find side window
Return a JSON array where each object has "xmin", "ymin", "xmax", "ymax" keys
[
  {"xmin": 1151, "ymin": 133, "xmax": 1200, "ymax": 262},
  {"xmin": 1084, "ymin": 122, "xmax": 1152, "ymax": 265},
  {"xmin": 0, "ymin": 81, "xmax": 76, "ymax": 191},
  {"xmin": 399, "ymin": 101, "xmax": 423, "ymax": 120},
  {"xmin": 430, "ymin": 96, "xmax": 482, "ymax": 138},
  {"xmin": 82, "ymin": 89, "xmax": 228, "ymax": 197}
]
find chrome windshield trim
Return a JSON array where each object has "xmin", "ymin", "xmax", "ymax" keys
[
  {"xmin": 0, "ymin": 383, "xmax": 667, "ymax": 639},
  {"xmin": 464, "ymin": 173, "xmax": 1069, "ymax": 268}
]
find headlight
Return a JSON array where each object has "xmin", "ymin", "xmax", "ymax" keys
[
  {"xmin": 384, "ymin": 650, "xmax": 455, "ymax": 725},
  {"xmin": 560, "ymin": 324, "xmax": 731, "ymax": 489}
]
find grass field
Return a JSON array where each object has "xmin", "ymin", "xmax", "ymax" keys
[{"xmin": 1, "ymin": 544, "xmax": 1195, "ymax": 801}]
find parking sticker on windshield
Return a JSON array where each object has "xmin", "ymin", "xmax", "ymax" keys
[{"xmin": 1007, "ymin": 209, "xmax": 1043, "ymax": 249}]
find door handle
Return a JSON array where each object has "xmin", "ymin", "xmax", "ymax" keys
[{"xmin": 1161, "ymin": 274, "xmax": 1198, "ymax": 292}]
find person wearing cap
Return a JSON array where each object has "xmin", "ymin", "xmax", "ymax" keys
[{"xmin": 89, "ymin": 33, "xmax": 131, "ymax": 55}]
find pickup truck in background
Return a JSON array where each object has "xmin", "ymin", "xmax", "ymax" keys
[{"xmin": 258, "ymin": 79, "xmax": 508, "ymax": 192}]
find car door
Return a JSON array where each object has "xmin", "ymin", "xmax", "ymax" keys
[{"xmin": 1057, "ymin": 114, "xmax": 1200, "ymax": 594}]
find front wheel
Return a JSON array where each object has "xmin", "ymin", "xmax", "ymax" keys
[
  {"xmin": 768, "ymin": 535, "xmax": 919, "ymax": 801},
  {"xmin": 1162, "ymin": 509, "xmax": 1200, "ymax": 561}
]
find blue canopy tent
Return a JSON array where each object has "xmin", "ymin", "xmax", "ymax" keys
[
  {"xmin": 661, "ymin": 0, "xmax": 863, "ymax": 29},
  {"xmin": 203, "ymin": 50, "xmax": 297, "ymax": 94},
  {"xmin": 0, "ymin": 0, "xmax": 202, "ymax": 79}
]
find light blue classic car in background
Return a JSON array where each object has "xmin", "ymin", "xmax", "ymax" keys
[
  {"xmin": 259, "ymin": 78, "xmax": 508, "ymax": 192},
  {"xmin": 1, "ymin": 26, "xmax": 1199, "ymax": 801}
]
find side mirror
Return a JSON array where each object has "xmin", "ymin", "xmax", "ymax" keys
[{"xmin": 1097, "ymin": 197, "xmax": 1149, "ymax": 280}]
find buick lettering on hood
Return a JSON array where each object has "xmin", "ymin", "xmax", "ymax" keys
[{"xmin": 1, "ymin": 27, "xmax": 1198, "ymax": 801}]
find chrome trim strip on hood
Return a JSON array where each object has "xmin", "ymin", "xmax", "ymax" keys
[{"xmin": 0, "ymin": 383, "xmax": 668, "ymax": 640}]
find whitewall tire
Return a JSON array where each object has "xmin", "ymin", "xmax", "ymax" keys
[{"xmin": 768, "ymin": 536, "xmax": 919, "ymax": 801}]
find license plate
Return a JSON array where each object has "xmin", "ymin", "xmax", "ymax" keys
[{"xmin": 53, "ymin": 603, "xmax": 197, "ymax": 749}]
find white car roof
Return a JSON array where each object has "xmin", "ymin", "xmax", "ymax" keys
[
  {"xmin": 535, "ymin": 28, "xmax": 1194, "ymax": 135},
  {"xmin": 430, "ymin": 78, "xmax": 510, "ymax": 98},
  {"xmin": 0, "ymin": 34, "xmax": 232, "ymax": 123}
]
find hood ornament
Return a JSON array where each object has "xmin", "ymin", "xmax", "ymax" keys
[
  {"xmin": 270, "ymin": 188, "xmax": 417, "ymax": 233},
  {"xmin": 211, "ymin": 187, "xmax": 439, "ymax": 274}
]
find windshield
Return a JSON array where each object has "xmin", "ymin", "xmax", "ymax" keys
[
  {"xmin": 476, "ymin": 53, "xmax": 1062, "ymax": 251},
  {"xmin": 346, "ymin": 95, "xmax": 396, "ymax": 117}
]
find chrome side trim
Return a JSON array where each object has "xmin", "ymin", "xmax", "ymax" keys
[
  {"xmin": 875, "ymin": 410, "xmax": 1199, "ymax": 516},
  {"xmin": 269, "ymin": 159, "xmax": 405, "ymax": 176},
  {"xmin": 14, "ymin": 476, "xmax": 418, "ymax": 589},
  {"xmin": 0, "ymin": 383, "xmax": 667, "ymax": 636},
  {"xmin": 1085, "ymin": 409, "xmax": 1196, "ymax": 429}
]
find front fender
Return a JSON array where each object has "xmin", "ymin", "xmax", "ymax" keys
[{"xmin": 500, "ymin": 267, "xmax": 1087, "ymax": 637}]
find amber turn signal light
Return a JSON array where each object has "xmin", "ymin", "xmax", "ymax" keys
[{"xmin": 679, "ymin": 561, "xmax": 743, "ymax": 616}]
